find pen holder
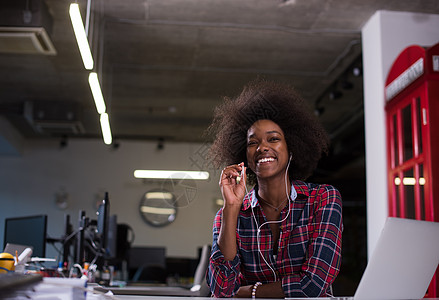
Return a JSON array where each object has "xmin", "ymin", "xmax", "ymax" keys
[{"xmin": 0, "ymin": 253, "xmax": 16, "ymax": 273}]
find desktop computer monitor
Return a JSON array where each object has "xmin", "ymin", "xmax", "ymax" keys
[
  {"xmin": 106, "ymin": 215, "xmax": 118, "ymax": 258},
  {"xmin": 3, "ymin": 215, "xmax": 47, "ymax": 258},
  {"xmin": 96, "ymin": 192, "xmax": 118, "ymax": 259},
  {"xmin": 96, "ymin": 192, "xmax": 109, "ymax": 249}
]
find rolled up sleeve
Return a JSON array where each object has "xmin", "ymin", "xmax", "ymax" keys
[{"xmin": 206, "ymin": 209, "xmax": 243, "ymax": 298}]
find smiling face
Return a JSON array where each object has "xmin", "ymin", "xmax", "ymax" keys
[{"xmin": 246, "ymin": 119, "xmax": 290, "ymax": 182}]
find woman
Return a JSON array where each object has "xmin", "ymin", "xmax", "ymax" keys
[{"xmin": 206, "ymin": 80, "xmax": 343, "ymax": 298}]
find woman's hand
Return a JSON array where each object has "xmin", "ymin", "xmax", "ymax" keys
[
  {"xmin": 233, "ymin": 285, "xmax": 253, "ymax": 298},
  {"xmin": 217, "ymin": 162, "xmax": 247, "ymax": 261},
  {"xmin": 234, "ymin": 282, "xmax": 285, "ymax": 298},
  {"xmin": 219, "ymin": 162, "xmax": 247, "ymax": 208}
]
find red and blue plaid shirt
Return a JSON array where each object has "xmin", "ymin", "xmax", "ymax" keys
[{"xmin": 207, "ymin": 180, "xmax": 343, "ymax": 298}]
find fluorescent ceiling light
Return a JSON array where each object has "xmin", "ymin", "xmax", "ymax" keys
[
  {"xmin": 146, "ymin": 192, "xmax": 174, "ymax": 200},
  {"xmin": 215, "ymin": 198, "xmax": 224, "ymax": 206},
  {"xmin": 69, "ymin": 3, "xmax": 94, "ymax": 70},
  {"xmin": 140, "ymin": 206, "xmax": 176, "ymax": 215},
  {"xmin": 100, "ymin": 113, "xmax": 112, "ymax": 145},
  {"xmin": 88, "ymin": 72, "xmax": 106, "ymax": 114},
  {"xmin": 134, "ymin": 170, "xmax": 210, "ymax": 180}
]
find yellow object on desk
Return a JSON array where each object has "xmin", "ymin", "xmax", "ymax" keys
[{"xmin": 0, "ymin": 252, "xmax": 16, "ymax": 273}]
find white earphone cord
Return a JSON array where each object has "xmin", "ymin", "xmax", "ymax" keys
[{"xmin": 247, "ymin": 155, "xmax": 292, "ymax": 283}]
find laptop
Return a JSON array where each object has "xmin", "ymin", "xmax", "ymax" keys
[{"xmin": 353, "ymin": 217, "xmax": 439, "ymax": 300}]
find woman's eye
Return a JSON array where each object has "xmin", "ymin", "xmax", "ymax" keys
[
  {"xmin": 247, "ymin": 141, "xmax": 257, "ymax": 146},
  {"xmin": 269, "ymin": 137, "xmax": 280, "ymax": 142}
]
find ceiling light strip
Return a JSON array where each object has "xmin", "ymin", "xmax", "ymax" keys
[
  {"xmin": 134, "ymin": 170, "xmax": 210, "ymax": 180},
  {"xmin": 146, "ymin": 192, "xmax": 174, "ymax": 200},
  {"xmin": 89, "ymin": 72, "xmax": 112, "ymax": 144},
  {"xmin": 140, "ymin": 206, "xmax": 176, "ymax": 215},
  {"xmin": 70, "ymin": 2, "xmax": 112, "ymax": 145},
  {"xmin": 88, "ymin": 72, "xmax": 106, "ymax": 114},
  {"xmin": 100, "ymin": 113, "xmax": 112, "ymax": 145},
  {"xmin": 69, "ymin": 3, "xmax": 94, "ymax": 70}
]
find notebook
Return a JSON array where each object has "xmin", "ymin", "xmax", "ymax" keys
[{"xmin": 353, "ymin": 217, "xmax": 439, "ymax": 300}]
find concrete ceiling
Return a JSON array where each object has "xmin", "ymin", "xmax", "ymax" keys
[{"xmin": 0, "ymin": 0, "xmax": 438, "ymax": 179}]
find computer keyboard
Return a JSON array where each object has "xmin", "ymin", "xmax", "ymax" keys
[{"xmin": 0, "ymin": 272, "xmax": 43, "ymax": 292}]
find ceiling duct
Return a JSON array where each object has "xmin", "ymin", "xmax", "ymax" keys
[
  {"xmin": 24, "ymin": 101, "xmax": 85, "ymax": 135},
  {"xmin": 0, "ymin": 27, "xmax": 56, "ymax": 55},
  {"xmin": 0, "ymin": 0, "xmax": 56, "ymax": 55}
]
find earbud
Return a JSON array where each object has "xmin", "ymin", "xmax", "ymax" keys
[{"xmin": 236, "ymin": 164, "xmax": 244, "ymax": 184}]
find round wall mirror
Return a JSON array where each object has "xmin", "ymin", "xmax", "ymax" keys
[{"xmin": 139, "ymin": 189, "xmax": 177, "ymax": 227}]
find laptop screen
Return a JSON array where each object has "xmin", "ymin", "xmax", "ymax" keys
[{"xmin": 354, "ymin": 217, "xmax": 439, "ymax": 300}]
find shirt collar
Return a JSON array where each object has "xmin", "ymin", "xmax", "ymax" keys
[
  {"xmin": 242, "ymin": 180, "xmax": 306, "ymax": 210},
  {"xmin": 291, "ymin": 180, "xmax": 310, "ymax": 198}
]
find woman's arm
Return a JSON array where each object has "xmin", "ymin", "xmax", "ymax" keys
[
  {"xmin": 207, "ymin": 164, "xmax": 247, "ymax": 297},
  {"xmin": 207, "ymin": 209, "xmax": 242, "ymax": 298},
  {"xmin": 217, "ymin": 163, "xmax": 246, "ymax": 259},
  {"xmin": 281, "ymin": 185, "xmax": 343, "ymax": 297}
]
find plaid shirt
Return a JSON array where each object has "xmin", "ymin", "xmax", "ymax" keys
[{"xmin": 207, "ymin": 180, "xmax": 343, "ymax": 298}]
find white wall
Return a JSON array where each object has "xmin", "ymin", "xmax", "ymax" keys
[
  {"xmin": 362, "ymin": 10, "xmax": 439, "ymax": 258},
  {"xmin": 0, "ymin": 137, "xmax": 221, "ymax": 259}
]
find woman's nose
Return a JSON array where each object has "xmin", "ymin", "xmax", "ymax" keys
[{"xmin": 257, "ymin": 141, "xmax": 269, "ymax": 152}]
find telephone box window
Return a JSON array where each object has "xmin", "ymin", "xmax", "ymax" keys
[
  {"xmin": 415, "ymin": 97, "xmax": 423, "ymax": 154},
  {"xmin": 419, "ymin": 164, "xmax": 425, "ymax": 220},
  {"xmin": 392, "ymin": 114, "xmax": 398, "ymax": 167},
  {"xmin": 403, "ymin": 168, "xmax": 416, "ymax": 219},
  {"xmin": 402, "ymin": 104, "xmax": 413, "ymax": 162},
  {"xmin": 394, "ymin": 175, "xmax": 401, "ymax": 217}
]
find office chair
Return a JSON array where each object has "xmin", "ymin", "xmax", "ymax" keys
[{"xmin": 190, "ymin": 244, "xmax": 211, "ymax": 296}]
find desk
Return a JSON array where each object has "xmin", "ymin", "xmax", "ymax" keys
[
  {"xmin": 104, "ymin": 297, "xmax": 333, "ymax": 300},
  {"xmin": 94, "ymin": 285, "xmax": 206, "ymax": 297},
  {"xmin": 98, "ymin": 292, "xmax": 439, "ymax": 300},
  {"xmin": 7, "ymin": 278, "xmax": 439, "ymax": 300},
  {"xmin": 95, "ymin": 296, "xmax": 439, "ymax": 300}
]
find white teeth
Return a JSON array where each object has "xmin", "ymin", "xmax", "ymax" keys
[{"xmin": 258, "ymin": 157, "xmax": 275, "ymax": 163}]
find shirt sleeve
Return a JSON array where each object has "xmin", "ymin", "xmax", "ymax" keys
[
  {"xmin": 281, "ymin": 185, "xmax": 343, "ymax": 297},
  {"xmin": 206, "ymin": 208, "xmax": 243, "ymax": 298}
]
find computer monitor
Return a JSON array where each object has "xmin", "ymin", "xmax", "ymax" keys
[
  {"xmin": 96, "ymin": 192, "xmax": 118, "ymax": 260},
  {"xmin": 106, "ymin": 214, "xmax": 117, "ymax": 259},
  {"xmin": 3, "ymin": 215, "xmax": 47, "ymax": 258},
  {"xmin": 96, "ymin": 192, "xmax": 110, "ymax": 251},
  {"xmin": 128, "ymin": 247, "xmax": 166, "ymax": 282},
  {"xmin": 62, "ymin": 214, "xmax": 73, "ymax": 266}
]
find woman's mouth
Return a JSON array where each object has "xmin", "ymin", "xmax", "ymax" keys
[{"xmin": 257, "ymin": 157, "xmax": 276, "ymax": 165}]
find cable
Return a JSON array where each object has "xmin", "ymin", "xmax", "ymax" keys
[
  {"xmin": 247, "ymin": 154, "xmax": 293, "ymax": 282},
  {"xmin": 69, "ymin": 263, "xmax": 84, "ymax": 278},
  {"xmin": 64, "ymin": 227, "xmax": 84, "ymax": 245}
]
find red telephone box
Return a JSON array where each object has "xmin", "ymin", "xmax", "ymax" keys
[{"xmin": 385, "ymin": 42, "xmax": 439, "ymax": 297}]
